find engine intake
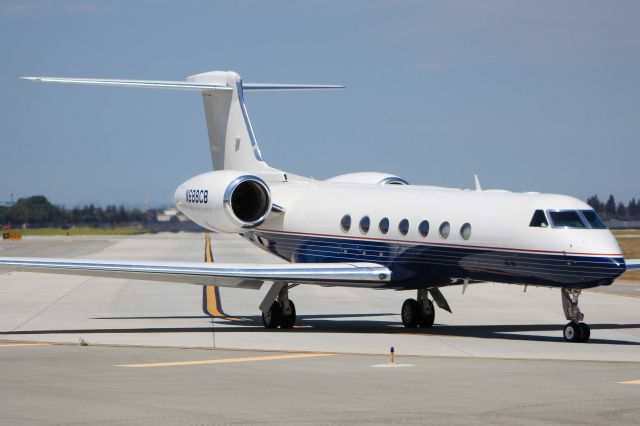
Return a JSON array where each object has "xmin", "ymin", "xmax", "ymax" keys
[{"xmin": 224, "ymin": 176, "xmax": 271, "ymax": 227}]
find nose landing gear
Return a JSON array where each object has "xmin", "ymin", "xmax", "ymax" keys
[{"xmin": 561, "ymin": 288, "xmax": 590, "ymax": 343}]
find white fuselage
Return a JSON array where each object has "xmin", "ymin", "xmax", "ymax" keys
[{"xmin": 176, "ymin": 173, "xmax": 625, "ymax": 290}]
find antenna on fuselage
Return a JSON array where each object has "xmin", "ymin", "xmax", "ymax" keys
[{"xmin": 474, "ymin": 175, "xmax": 482, "ymax": 192}]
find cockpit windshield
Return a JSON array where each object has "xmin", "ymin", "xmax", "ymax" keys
[
  {"xmin": 548, "ymin": 211, "xmax": 586, "ymax": 228},
  {"xmin": 530, "ymin": 209, "xmax": 609, "ymax": 229},
  {"xmin": 581, "ymin": 210, "xmax": 608, "ymax": 229}
]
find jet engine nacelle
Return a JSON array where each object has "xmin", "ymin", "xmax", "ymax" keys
[
  {"xmin": 174, "ymin": 170, "xmax": 272, "ymax": 232},
  {"xmin": 325, "ymin": 172, "xmax": 409, "ymax": 185}
]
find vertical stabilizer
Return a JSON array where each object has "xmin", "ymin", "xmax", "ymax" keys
[{"xmin": 187, "ymin": 71, "xmax": 276, "ymax": 172}]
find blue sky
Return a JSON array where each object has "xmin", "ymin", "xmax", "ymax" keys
[{"xmin": 1, "ymin": 0, "xmax": 638, "ymax": 207}]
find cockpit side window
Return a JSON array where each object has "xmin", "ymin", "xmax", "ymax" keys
[
  {"xmin": 581, "ymin": 210, "xmax": 607, "ymax": 229},
  {"xmin": 548, "ymin": 211, "xmax": 586, "ymax": 228},
  {"xmin": 529, "ymin": 210, "xmax": 549, "ymax": 228}
]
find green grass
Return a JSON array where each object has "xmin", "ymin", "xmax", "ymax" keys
[{"xmin": 18, "ymin": 227, "xmax": 148, "ymax": 236}]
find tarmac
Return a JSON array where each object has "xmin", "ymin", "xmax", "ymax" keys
[{"xmin": 1, "ymin": 233, "xmax": 639, "ymax": 425}]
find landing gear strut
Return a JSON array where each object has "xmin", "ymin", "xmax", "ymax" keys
[
  {"xmin": 561, "ymin": 288, "xmax": 590, "ymax": 343},
  {"xmin": 261, "ymin": 283, "xmax": 296, "ymax": 329},
  {"xmin": 401, "ymin": 289, "xmax": 435, "ymax": 328}
]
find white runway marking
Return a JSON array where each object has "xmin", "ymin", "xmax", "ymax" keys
[{"xmin": 371, "ymin": 363, "xmax": 414, "ymax": 368}]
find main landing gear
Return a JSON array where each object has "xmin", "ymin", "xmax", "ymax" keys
[
  {"xmin": 401, "ymin": 289, "xmax": 435, "ymax": 328},
  {"xmin": 261, "ymin": 283, "xmax": 296, "ymax": 329},
  {"xmin": 561, "ymin": 288, "xmax": 590, "ymax": 343}
]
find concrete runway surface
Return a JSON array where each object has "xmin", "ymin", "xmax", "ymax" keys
[{"xmin": 1, "ymin": 233, "xmax": 639, "ymax": 425}]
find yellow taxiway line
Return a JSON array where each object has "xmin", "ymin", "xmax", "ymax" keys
[
  {"xmin": 617, "ymin": 379, "xmax": 640, "ymax": 385},
  {"xmin": 203, "ymin": 234, "xmax": 248, "ymax": 322},
  {"xmin": 0, "ymin": 343, "xmax": 50, "ymax": 348},
  {"xmin": 115, "ymin": 352, "xmax": 335, "ymax": 368}
]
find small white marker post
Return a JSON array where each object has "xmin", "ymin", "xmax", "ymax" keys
[{"xmin": 371, "ymin": 346, "xmax": 414, "ymax": 368}]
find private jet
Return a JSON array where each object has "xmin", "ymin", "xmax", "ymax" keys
[{"xmin": 2, "ymin": 70, "xmax": 638, "ymax": 342}]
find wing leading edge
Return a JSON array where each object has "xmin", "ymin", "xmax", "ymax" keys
[
  {"xmin": 626, "ymin": 259, "xmax": 640, "ymax": 270},
  {"xmin": 0, "ymin": 257, "xmax": 391, "ymax": 288}
]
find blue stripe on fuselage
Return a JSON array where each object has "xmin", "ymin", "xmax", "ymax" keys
[{"xmin": 244, "ymin": 231, "xmax": 625, "ymax": 289}]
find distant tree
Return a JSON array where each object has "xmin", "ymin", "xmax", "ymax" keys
[
  {"xmin": 587, "ymin": 195, "xmax": 604, "ymax": 213},
  {"xmin": 628, "ymin": 198, "xmax": 638, "ymax": 218},
  {"xmin": 0, "ymin": 205, "xmax": 7, "ymax": 225},
  {"xmin": 617, "ymin": 202, "xmax": 627, "ymax": 218},
  {"xmin": 605, "ymin": 195, "xmax": 616, "ymax": 218},
  {"xmin": 7, "ymin": 196, "xmax": 62, "ymax": 227},
  {"xmin": 1, "ymin": 195, "xmax": 173, "ymax": 228},
  {"xmin": 117, "ymin": 205, "xmax": 128, "ymax": 223}
]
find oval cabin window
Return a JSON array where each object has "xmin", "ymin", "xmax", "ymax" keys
[
  {"xmin": 341, "ymin": 214, "xmax": 351, "ymax": 232},
  {"xmin": 398, "ymin": 219, "xmax": 409, "ymax": 236},
  {"xmin": 379, "ymin": 217, "xmax": 389, "ymax": 234},
  {"xmin": 439, "ymin": 221, "xmax": 450, "ymax": 239},
  {"xmin": 460, "ymin": 223, "xmax": 471, "ymax": 240},
  {"xmin": 360, "ymin": 216, "xmax": 370, "ymax": 234},
  {"xmin": 418, "ymin": 220, "xmax": 429, "ymax": 237}
]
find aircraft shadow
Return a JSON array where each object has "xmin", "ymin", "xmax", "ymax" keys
[
  {"xmin": 91, "ymin": 313, "xmax": 395, "ymax": 321},
  {"xmin": 91, "ymin": 315, "xmax": 212, "ymax": 320},
  {"xmin": 217, "ymin": 318, "xmax": 640, "ymax": 346},
  {"xmin": 2, "ymin": 319, "xmax": 640, "ymax": 346}
]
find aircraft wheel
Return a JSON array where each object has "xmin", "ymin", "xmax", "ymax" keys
[
  {"xmin": 280, "ymin": 300, "xmax": 296, "ymax": 329},
  {"xmin": 419, "ymin": 299, "xmax": 435, "ymax": 328},
  {"xmin": 563, "ymin": 322, "xmax": 582, "ymax": 342},
  {"xmin": 401, "ymin": 299, "xmax": 420, "ymax": 328},
  {"xmin": 579, "ymin": 323, "xmax": 590, "ymax": 343},
  {"xmin": 262, "ymin": 301, "xmax": 282, "ymax": 329}
]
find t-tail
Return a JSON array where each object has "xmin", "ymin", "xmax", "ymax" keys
[{"xmin": 22, "ymin": 71, "xmax": 343, "ymax": 173}]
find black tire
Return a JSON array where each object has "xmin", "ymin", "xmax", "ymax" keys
[
  {"xmin": 579, "ymin": 323, "xmax": 590, "ymax": 342},
  {"xmin": 563, "ymin": 322, "xmax": 582, "ymax": 342},
  {"xmin": 401, "ymin": 299, "xmax": 420, "ymax": 328},
  {"xmin": 419, "ymin": 300, "xmax": 435, "ymax": 328},
  {"xmin": 280, "ymin": 300, "xmax": 296, "ymax": 329},
  {"xmin": 262, "ymin": 301, "xmax": 282, "ymax": 329}
]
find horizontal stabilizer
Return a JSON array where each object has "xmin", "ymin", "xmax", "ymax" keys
[
  {"xmin": 21, "ymin": 77, "xmax": 344, "ymax": 92},
  {"xmin": 0, "ymin": 257, "xmax": 391, "ymax": 287},
  {"xmin": 626, "ymin": 259, "xmax": 640, "ymax": 270},
  {"xmin": 242, "ymin": 83, "xmax": 345, "ymax": 91},
  {"xmin": 21, "ymin": 77, "xmax": 232, "ymax": 91}
]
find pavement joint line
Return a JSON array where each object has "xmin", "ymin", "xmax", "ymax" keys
[
  {"xmin": 371, "ymin": 363, "xmax": 414, "ymax": 368},
  {"xmin": 115, "ymin": 352, "xmax": 336, "ymax": 368},
  {"xmin": 2, "ymin": 339, "xmax": 640, "ymax": 364},
  {"xmin": 586, "ymin": 288, "xmax": 640, "ymax": 299},
  {"xmin": 616, "ymin": 379, "xmax": 640, "ymax": 384},
  {"xmin": 74, "ymin": 239, "xmax": 121, "ymax": 259},
  {"xmin": 0, "ymin": 343, "xmax": 50, "ymax": 347}
]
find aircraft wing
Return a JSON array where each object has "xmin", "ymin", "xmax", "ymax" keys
[
  {"xmin": 626, "ymin": 259, "xmax": 640, "ymax": 270},
  {"xmin": 0, "ymin": 257, "xmax": 391, "ymax": 288}
]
